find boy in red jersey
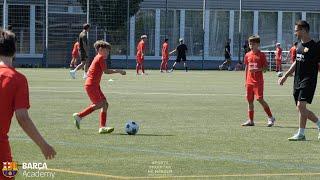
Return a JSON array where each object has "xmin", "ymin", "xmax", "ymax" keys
[
  {"xmin": 275, "ymin": 42, "xmax": 282, "ymax": 72},
  {"xmin": 160, "ymin": 38, "xmax": 169, "ymax": 72},
  {"xmin": 136, "ymin": 35, "xmax": 147, "ymax": 75},
  {"xmin": 72, "ymin": 40, "xmax": 126, "ymax": 134},
  {"xmin": 286, "ymin": 42, "xmax": 298, "ymax": 64},
  {"xmin": 0, "ymin": 30, "xmax": 56, "ymax": 179},
  {"xmin": 70, "ymin": 40, "xmax": 80, "ymax": 69},
  {"xmin": 242, "ymin": 35, "xmax": 275, "ymax": 127}
]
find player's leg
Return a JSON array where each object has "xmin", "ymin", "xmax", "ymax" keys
[
  {"xmin": 83, "ymin": 58, "xmax": 89, "ymax": 79},
  {"xmin": 288, "ymin": 100, "xmax": 307, "ymax": 141},
  {"xmin": 160, "ymin": 60, "xmax": 164, "ymax": 72},
  {"xmin": 183, "ymin": 57, "xmax": 188, "ymax": 72},
  {"xmin": 141, "ymin": 61, "xmax": 146, "ymax": 74},
  {"xmin": 70, "ymin": 60, "xmax": 85, "ymax": 79},
  {"xmin": 242, "ymin": 85, "xmax": 255, "ymax": 126},
  {"xmin": 164, "ymin": 59, "xmax": 168, "ymax": 72},
  {"xmin": 136, "ymin": 61, "xmax": 140, "ymax": 75},
  {"xmin": 98, "ymin": 99, "xmax": 114, "ymax": 134},
  {"xmin": 255, "ymin": 85, "xmax": 275, "ymax": 127}
]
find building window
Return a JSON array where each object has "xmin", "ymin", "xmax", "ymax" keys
[
  {"xmin": 258, "ymin": 12, "xmax": 277, "ymax": 50},
  {"xmin": 209, "ymin": 11, "xmax": 229, "ymax": 57},
  {"xmin": 307, "ymin": 13, "xmax": 320, "ymax": 41},
  {"xmin": 185, "ymin": 10, "xmax": 203, "ymax": 56},
  {"xmin": 135, "ymin": 9, "xmax": 155, "ymax": 56},
  {"xmin": 160, "ymin": 9, "xmax": 180, "ymax": 56},
  {"xmin": 234, "ymin": 11, "xmax": 253, "ymax": 59},
  {"xmin": 8, "ymin": 5, "xmax": 30, "ymax": 54},
  {"xmin": 283, "ymin": 12, "xmax": 301, "ymax": 50}
]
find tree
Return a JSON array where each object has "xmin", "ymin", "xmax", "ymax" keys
[{"xmin": 77, "ymin": 0, "xmax": 144, "ymax": 31}]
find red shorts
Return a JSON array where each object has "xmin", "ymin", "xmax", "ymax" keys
[
  {"xmin": 276, "ymin": 59, "xmax": 281, "ymax": 65},
  {"xmin": 246, "ymin": 84, "xmax": 263, "ymax": 102},
  {"xmin": 162, "ymin": 57, "xmax": 169, "ymax": 62},
  {"xmin": 85, "ymin": 85, "xmax": 106, "ymax": 104},
  {"xmin": 0, "ymin": 142, "xmax": 13, "ymax": 180},
  {"xmin": 72, "ymin": 53, "xmax": 79, "ymax": 59}
]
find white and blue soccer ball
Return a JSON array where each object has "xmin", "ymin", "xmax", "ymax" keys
[
  {"xmin": 125, "ymin": 121, "xmax": 139, "ymax": 135},
  {"xmin": 277, "ymin": 71, "xmax": 283, "ymax": 77}
]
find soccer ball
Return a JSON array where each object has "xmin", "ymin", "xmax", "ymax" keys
[
  {"xmin": 277, "ymin": 72, "xmax": 283, "ymax": 77},
  {"xmin": 125, "ymin": 121, "xmax": 139, "ymax": 135}
]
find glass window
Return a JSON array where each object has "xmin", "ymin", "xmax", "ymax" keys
[
  {"xmin": 209, "ymin": 11, "xmax": 229, "ymax": 57},
  {"xmin": 185, "ymin": 10, "xmax": 203, "ymax": 56},
  {"xmin": 135, "ymin": 9, "xmax": 155, "ymax": 56},
  {"xmin": 234, "ymin": 11, "xmax": 253, "ymax": 59},
  {"xmin": 8, "ymin": 5, "xmax": 30, "ymax": 54},
  {"xmin": 258, "ymin": 12, "xmax": 277, "ymax": 50},
  {"xmin": 307, "ymin": 13, "xmax": 320, "ymax": 41},
  {"xmin": 160, "ymin": 10, "xmax": 180, "ymax": 56},
  {"xmin": 283, "ymin": 12, "xmax": 301, "ymax": 50}
]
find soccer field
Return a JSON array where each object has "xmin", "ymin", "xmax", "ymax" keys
[{"xmin": 9, "ymin": 69, "xmax": 320, "ymax": 179}]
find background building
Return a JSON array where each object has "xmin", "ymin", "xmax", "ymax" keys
[{"xmin": 2, "ymin": 0, "xmax": 320, "ymax": 68}]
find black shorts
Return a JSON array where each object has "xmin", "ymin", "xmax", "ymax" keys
[
  {"xmin": 80, "ymin": 51, "xmax": 88, "ymax": 61},
  {"xmin": 293, "ymin": 87, "xmax": 316, "ymax": 105},
  {"xmin": 176, "ymin": 56, "xmax": 186, "ymax": 62}
]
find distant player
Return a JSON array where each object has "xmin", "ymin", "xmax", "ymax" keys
[
  {"xmin": 136, "ymin": 35, "xmax": 147, "ymax": 75},
  {"xmin": 279, "ymin": 20, "xmax": 320, "ymax": 141},
  {"xmin": 275, "ymin": 42, "xmax": 282, "ymax": 72},
  {"xmin": 0, "ymin": 29, "xmax": 56, "ymax": 180},
  {"xmin": 286, "ymin": 42, "xmax": 298, "ymax": 64},
  {"xmin": 219, "ymin": 39, "xmax": 232, "ymax": 70},
  {"xmin": 169, "ymin": 38, "xmax": 188, "ymax": 72},
  {"xmin": 70, "ymin": 40, "xmax": 80, "ymax": 69},
  {"xmin": 72, "ymin": 40, "xmax": 126, "ymax": 134},
  {"xmin": 160, "ymin": 38, "xmax": 169, "ymax": 72},
  {"xmin": 242, "ymin": 35, "xmax": 275, "ymax": 127},
  {"xmin": 70, "ymin": 23, "xmax": 90, "ymax": 79}
]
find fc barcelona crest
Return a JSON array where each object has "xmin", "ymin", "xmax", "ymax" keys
[{"xmin": 2, "ymin": 161, "xmax": 18, "ymax": 178}]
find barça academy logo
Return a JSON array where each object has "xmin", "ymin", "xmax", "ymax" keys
[{"xmin": 2, "ymin": 161, "xmax": 18, "ymax": 178}]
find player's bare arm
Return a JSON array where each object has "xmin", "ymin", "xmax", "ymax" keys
[
  {"xmin": 15, "ymin": 109, "xmax": 56, "ymax": 160},
  {"xmin": 278, "ymin": 61, "xmax": 296, "ymax": 85}
]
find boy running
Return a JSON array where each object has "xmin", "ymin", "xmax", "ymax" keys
[
  {"xmin": 242, "ymin": 35, "xmax": 275, "ymax": 127},
  {"xmin": 169, "ymin": 38, "xmax": 188, "ymax": 72},
  {"xmin": 219, "ymin": 39, "xmax": 232, "ymax": 70},
  {"xmin": 278, "ymin": 20, "xmax": 320, "ymax": 141},
  {"xmin": 0, "ymin": 29, "xmax": 56, "ymax": 179},
  {"xmin": 72, "ymin": 40, "xmax": 126, "ymax": 134},
  {"xmin": 160, "ymin": 38, "xmax": 169, "ymax": 72},
  {"xmin": 70, "ymin": 23, "xmax": 90, "ymax": 79}
]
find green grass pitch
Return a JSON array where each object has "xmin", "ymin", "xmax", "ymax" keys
[{"xmin": 8, "ymin": 69, "xmax": 320, "ymax": 179}]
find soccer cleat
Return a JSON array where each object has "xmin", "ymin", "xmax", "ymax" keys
[
  {"xmin": 99, "ymin": 127, "xmax": 114, "ymax": 134},
  {"xmin": 288, "ymin": 133, "xmax": 306, "ymax": 141},
  {"xmin": 241, "ymin": 120, "xmax": 255, "ymax": 126},
  {"xmin": 69, "ymin": 70, "xmax": 76, "ymax": 79},
  {"xmin": 72, "ymin": 113, "xmax": 81, "ymax": 129},
  {"xmin": 267, "ymin": 117, "xmax": 275, "ymax": 127}
]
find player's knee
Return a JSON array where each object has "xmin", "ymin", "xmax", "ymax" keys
[{"xmin": 297, "ymin": 102, "xmax": 307, "ymax": 111}]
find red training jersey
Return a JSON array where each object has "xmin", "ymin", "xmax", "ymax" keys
[
  {"xmin": 275, "ymin": 47, "xmax": 282, "ymax": 61},
  {"xmin": 0, "ymin": 64, "xmax": 30, "ymax": 153},
  {"xmin": 136, "ymin": 40, "xmax": 145, "ymax": 56},
  {"xmin": 85, "ymin": 54, "xmax": 106, "ymax": 86},
  {"xmin": 289, "ymin": 46, "xmax": 297, "ymax": 63},
  {"xmin": 244, "ymin": 50, "xmax": 268, "ymax": 85},
  {"xmin": 162, "ymin": 42, "xmax": 169, "ymax": 60},
  {"xmin": 72, "ymin": 42, "xmax": 80, "ymax": 56}
]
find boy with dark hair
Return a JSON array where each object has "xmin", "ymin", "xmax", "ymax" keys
[
  {"xmin": 70, "ymin": 23, "xmax": 90, "ymax": 79},
  {"xmin": 160, "ymin": 38, "xmax": 169, "ymax": 72},
  {"xmin": 279, "ymin": 20, "xmax": 320, "ymax": 141},
  {"xmin": 242, "ymin": 35, "xmax": 275, "ymax": 127},
  {"xmin": 169, "ymin": 38, "xmax": 188, "ymax": 72},
  {"xmin": 72, "ymin": 40, "xmax": 126, "ymax": 134},
  {"xmin": 0, "ymin": 29, "xmax": 56, "ymax": 179}
]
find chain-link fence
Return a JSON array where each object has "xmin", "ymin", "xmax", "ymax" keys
[{"xmin": 1, "ymin": 0, "xmax": 320, "ymax": 69}]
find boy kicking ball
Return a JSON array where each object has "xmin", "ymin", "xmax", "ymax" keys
[
  {"xmin": 72, "ymin": 40, "xmax": 126, "ymax": 134},
  {"xmin": 242, "ymin": 35, "xmax": 275, "ymax": 127}
]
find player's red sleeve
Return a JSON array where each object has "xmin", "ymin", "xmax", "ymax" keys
[{"xmin": 14, "ymin": 76, "xmax": 30, "ymax": 110}]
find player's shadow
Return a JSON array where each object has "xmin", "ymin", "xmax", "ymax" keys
[{"xmin": 112, "ymin": 133, "xmax": 174, "ymax": 137}]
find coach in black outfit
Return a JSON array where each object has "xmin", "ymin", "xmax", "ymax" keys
[{"xmin": 169, "ymin": 38, "xmax": 188, "ymax": 72}]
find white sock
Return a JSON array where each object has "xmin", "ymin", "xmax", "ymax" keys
[
  {"xmin": 316, "ymin": 120, "xmax": 320, "ymax": 130},
  {"xmin": 298, "ymin": 128, "xmax": 305, "ymax": 135}
]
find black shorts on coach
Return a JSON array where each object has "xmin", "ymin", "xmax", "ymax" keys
[{"xmin": 293, "ymin": 87, "xmax": 316, "ymax": 105}]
